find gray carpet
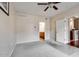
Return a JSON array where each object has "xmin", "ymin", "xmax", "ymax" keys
[{"xmin": 11, "ymin": 41, "xmax": 68, "ymax": 57}]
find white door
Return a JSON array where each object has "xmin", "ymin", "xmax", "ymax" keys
[{"xmin": 56, "ymin": 19, "xmax": 69, "ymax": 44}]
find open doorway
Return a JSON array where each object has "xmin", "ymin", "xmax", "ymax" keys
[{"xmin": 39, "ymin": 22, "xmax": 45, "ymax": 42}]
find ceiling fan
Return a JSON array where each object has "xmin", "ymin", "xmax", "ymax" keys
[{"xmin": 37, "ymin": 2, "xmax": 61, "ymax": 12}]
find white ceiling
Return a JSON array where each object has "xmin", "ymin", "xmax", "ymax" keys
[{"xmin": 14, "ymin": 2, "xmax": 79, "ymax": 18}]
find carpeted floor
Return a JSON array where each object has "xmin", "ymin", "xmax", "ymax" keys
[{"xmin": 11, "ymin": 41, "xmax": 79, "ymax": 57}]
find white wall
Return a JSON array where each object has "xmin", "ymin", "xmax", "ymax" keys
[
  {"xmin": 16, "ymin": 13, "xmax": 50, "ymax": 44},
  {"xmin": 0, "ymin": 3, "xmax": 16, "ymax": 56},
  {"xmin": 50, "ymin": 5, "xmax": 79, "ymax": 41}
]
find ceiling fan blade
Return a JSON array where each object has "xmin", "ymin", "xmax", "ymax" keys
[
  {"xmin": 52, "ymin": 2, "xmax": 61, "ymax": 4},
  {"xmin": 48, "ymin": 2, "xmax": 61, "ymax": 4},
  {"xmin": 37, "ymin": 3, "xmax": 48, "ymax": 5},
  {"xmin": 53, "ymin": 5, "xmax": 58, "ymax": 10},
  {"xmin": 44, "ymin": 6, "xmax": 49, "ymax": 11}
]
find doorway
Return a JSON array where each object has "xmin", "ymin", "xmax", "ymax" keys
[{"xmin": 39, "ymin": 22, "xmax": 45, "ymax": 42}]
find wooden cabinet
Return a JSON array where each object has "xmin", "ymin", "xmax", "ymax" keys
[
  {"xmin": 69, "ymin": 17, "xmax": 79, "ymax": 47},
  {"xmin": 74, "ymin": 18, "xmax": 79, "ymax": 29},
  {"xmin": 70, "ymin": 17, "xmax": 79, "ymax": 30}
]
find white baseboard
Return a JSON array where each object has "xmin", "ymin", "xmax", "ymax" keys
[
  {"xmin": 10, "ymin": 43, "xmax": 16, "ymax": 57},
  {"xmin": 16, "ymin": 40, "xmax": 39, "ymax": 45}
]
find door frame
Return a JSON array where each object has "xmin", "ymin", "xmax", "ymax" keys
[{"xmin": 38, "ymin": 22, "xmax": 46, "ymax": 41}]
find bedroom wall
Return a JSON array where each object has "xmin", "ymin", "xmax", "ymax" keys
[
  {"xmin": 50, "ymin": 5, "xmax": 79, "ymax": 41},
  {"xmin": 0, "ymin": 3, "xmax": 16, "ymax": 56},
  {"xmin": 16, "ymin": 13, "xmax": 50, "ymax": 44}
]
